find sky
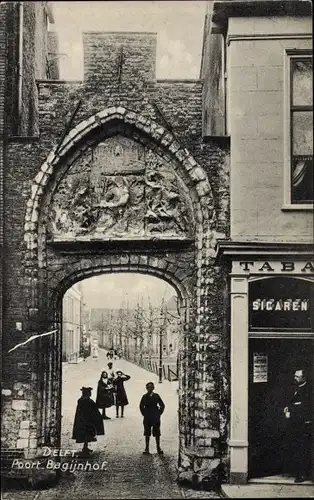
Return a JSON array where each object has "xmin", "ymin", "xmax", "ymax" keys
[
  {"xmin": 79, "ymin": 273, "xmax": 176, "ymax": 310},
  {"xmin": 51, "ymin": 1, "xmax": 206, "ymax": 80}
]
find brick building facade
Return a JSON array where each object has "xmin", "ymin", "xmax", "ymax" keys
[
  {"xmin": 1, "ymin": 1, "xmax": 57, "ymax": 349},
  {"xmin": 0, "ymin": 0, "xmax": 58, "ymax": 465}
]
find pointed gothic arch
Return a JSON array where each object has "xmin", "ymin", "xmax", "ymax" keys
[
  {"xmin": 24, "ymin": 105, "xmax": 216, "ymax": 254},
  {"xmin": 21, "ymin": 105, "xmax": 224, "ymax": 485}
]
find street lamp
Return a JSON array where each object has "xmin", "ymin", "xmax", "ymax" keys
[
  {"xmin": 158, "ymin": 301, "xmax": 168, "ymax": 384},
  {"xmin": 158, "ymin": 321, "xmax": 163, "ymax": 384}
]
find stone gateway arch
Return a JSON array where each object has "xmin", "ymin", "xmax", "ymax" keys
[{"xmin": 1, "ymin": 32, "xmax": 230, "ymax": 487}]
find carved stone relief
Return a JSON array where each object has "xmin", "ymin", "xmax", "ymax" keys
[{"xmin": 48, "ymin": 135, "xmax": 194, "ymax": 240}]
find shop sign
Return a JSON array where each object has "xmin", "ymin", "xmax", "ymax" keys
[
  {"xmin": 252, "ymin": 298, "xmax": 309, "ymax": 312},
  {"xmin": 232, "ymin": 260, "xmax": 314, "ymax": 274},
  {"xmin": 253, "ymin": 353, "xmax": 268, "ymax": 383},
  {"xmin": 249, "ymin": 277, "xmax": 313, "ymax": 332}
]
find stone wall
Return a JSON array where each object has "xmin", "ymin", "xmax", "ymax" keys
[
  {"xmin": 47, "ymin": 31, "xmax": 59, "ymax": 80},
  {"xmin": 2, "ymin": 31, "xmax": 230, "ymax": 486},
  {"xmin": 34, "ymin": 2, "xmax": 49, "ymax": 80},
  {"xmin": 201, "ymin": 12, "xmax": 226, "ymax": 137}
]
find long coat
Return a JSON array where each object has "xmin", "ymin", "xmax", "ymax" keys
[
  {"xmin": 72, "ymin": 397, "xmax": 104, "ymax": 443},
  {"xmin": 287, "ymin": 382, "xmax": 312, "ymax": 476},
  {"xmin": 96, "ymin": 378, "xmax": 114, "ymax": 409},
  {"xmin": 114, "ymin": 375, "xmax": 130, "ymax": 406},
  {"xmin": 289, "ymin": 382, "xmax": 311, "ymax": 424}
]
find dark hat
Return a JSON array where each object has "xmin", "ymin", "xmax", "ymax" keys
[{"xmin": 80, "ymin": 386, "xmax": 92, "ymax": 391}]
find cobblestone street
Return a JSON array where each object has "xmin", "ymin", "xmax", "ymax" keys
[{"xmin": 2, "ymin": 350, "xmax": 220, "ymax": 499}]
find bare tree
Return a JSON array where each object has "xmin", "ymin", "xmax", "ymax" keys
[
  {"xmin": 146, "ymin": 297, "xmax": 155, "ymax": 358},
  {"xmin": 123, "ymin": 296, "xmax": 146, "ymax": 363},
  {"xmin": 95, "ymin": 311, "xmax": 107, "ymax": 348}
]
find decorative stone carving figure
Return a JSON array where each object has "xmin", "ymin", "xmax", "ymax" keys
[{"xmin": 48, "ymin": 136, "xmax": 194, "ymax": 240}]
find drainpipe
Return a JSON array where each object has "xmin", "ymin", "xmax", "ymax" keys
[
  {"xmin": 223, "ymin": 30, "xmax": 228, "ymax": 136},
  {"xmin": 17, "ymin": 1, "xmax": 24, "ymax": 132}
]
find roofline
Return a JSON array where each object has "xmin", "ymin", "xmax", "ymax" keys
[
  {"xmin": 199, "ymin": 12, "xmax": 210, "ymax": 79},
  {"xmin": 82, "ymin": 31, "xmax": 157, "ymax": 36},
  {"xmin": 200, "ymin": 0, "xmax": 312, "ymax": 83},
  {"xmin": 215, "ymin": 240, "xmax": 314, "ymax": 263},
  {"xmin": 211, "ymin": 0, "xmax": 312, "ymax": 29}
]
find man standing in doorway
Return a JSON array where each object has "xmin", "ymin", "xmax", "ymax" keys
[
  {"xmin": 140, "ymin": 382, "xmax": 165, "ymax": 455},
  {"xmin": 284, "ymin": 369, "xmax": 312, "ymax": 483}
]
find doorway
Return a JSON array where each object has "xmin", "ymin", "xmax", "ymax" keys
[{"xmin": 248, "ymin": 338, "xmax": 313, "ymax": 479}]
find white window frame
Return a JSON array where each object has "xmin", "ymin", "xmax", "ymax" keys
[{"xmin": 283, "ymin": 49, "xmax": 313, "ymax": 210}]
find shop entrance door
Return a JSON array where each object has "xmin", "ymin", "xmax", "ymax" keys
[{"xmin": 248, "ymin": 338, "xmax": 313, "ymax": 478}]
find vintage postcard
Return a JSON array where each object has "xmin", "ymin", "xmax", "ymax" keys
[{"xmin": 0, "ymin": 1, "xmax": 313, "ymax": 499}]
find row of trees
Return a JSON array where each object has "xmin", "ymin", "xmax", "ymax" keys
[{"xmin": 95, "ymin": 297, "xmax": 180, "ymax": 363}]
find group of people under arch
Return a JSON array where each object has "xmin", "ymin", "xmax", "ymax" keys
[
  {"xmin": 72, "ymin": 360, "xmax": 166, "ymax": 457},
  {"xmin": 96, "ymin": 363, "xmax": 130, "ymax": 419}
]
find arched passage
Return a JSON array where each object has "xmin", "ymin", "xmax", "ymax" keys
[
  {"xmin": 40, "ymin": 255, "xmax": 193, "ymax": 453},
  {"xmin": 52, "ymin": 265, "xmax": 190, "ymax": 313},
  {"xmin": 60, "ymin": 271, "xmax": 183, "ymax": 462}
]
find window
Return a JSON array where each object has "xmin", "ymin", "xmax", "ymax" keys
[{"xmin": 289, "ymin": 55, "xmax": 313, "ymax": 205}]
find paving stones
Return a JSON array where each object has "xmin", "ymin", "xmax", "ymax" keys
[{"xmin": 2, "ymin": 350, "xmax": 221, "ymax": 499}]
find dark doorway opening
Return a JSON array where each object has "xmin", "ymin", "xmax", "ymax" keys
[{"xmin": 248, "ymin": 338, "xmax": 313, "ymax": 479}]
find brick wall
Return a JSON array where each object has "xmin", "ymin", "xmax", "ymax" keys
[
  {"xmin": 4, "ymin": 2, "xmax": 50, "ymax": 137},
  {"xmin": 5, "ymin": 2, "xmax": 19, "ymax": 135},
  {"xmin": 21, "ymin": 2, "xmax": 37, "ymax": 135},
  {"xmin": 0, "ymin": 2, "xmax": 8, "ymax": 243},
  {"xmin": 0, "ymin": 0, "xmax": 8, "ymax": 384},
  {"xmin": 1, "ymin": 0, "xmax": 53, "ymax": 464},
  {"xmin": 83, "ymin": 32, "xmax": 157, "ymax": 83}
]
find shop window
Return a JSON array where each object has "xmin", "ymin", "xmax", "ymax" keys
[
  {"xmin": 249, "ymin": 277, "xmax": 314, "ymax": 333},
  {"xmin": 288, "ymin": 54, "xmax": 313, "ymax": 206}
]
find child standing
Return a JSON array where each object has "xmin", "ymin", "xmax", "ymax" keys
[
  {"xmin": 113, "ymin": 371, "xmax": 130, "ymax": 418},
  {"xmin": 96, "ymin": 371, "xmax": 115, "ymax": 420},
  {"xmin": 139, "ymin": 382, "xmax": 165, "ymax": 455}
]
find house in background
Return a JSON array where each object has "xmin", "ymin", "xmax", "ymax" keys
[{"xmin": 62, "ymin": 282, "xmax": 84, "ymax": 363}]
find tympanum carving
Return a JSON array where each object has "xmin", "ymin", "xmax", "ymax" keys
[{"xmin": 48, "ymin": 135, "xmax": 194, "ymax": 240}]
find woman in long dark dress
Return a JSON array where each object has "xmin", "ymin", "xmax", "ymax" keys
[
  {"xmin": 96, "ymin": 371, "xmax": 114, "ymax": 420},
  {"xmin": 72, "ymin": 387, "xmax": 104, "ymax": 456},
  {"xmin": 113, "ymin": 371, "xmax": 131, "ymax": 418}
]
